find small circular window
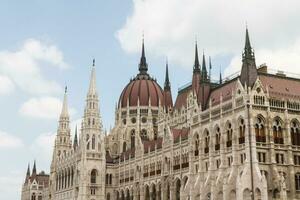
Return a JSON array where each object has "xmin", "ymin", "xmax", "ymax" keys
[
  {"xmin": 131, "ymin": 118, "xmax": 136, "ymax": 124},
  {"xmin": 142, "ymin": 117, "xmax": 147, "ymax": 123}
]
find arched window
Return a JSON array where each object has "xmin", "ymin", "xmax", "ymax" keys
[
  {"xmin": 107, "ymin": 193, "xmax": 111, "ymax": 200},
  {"xmin": 215, "ymin": 127, "xmax": 220, "ymax": 151},
  {"xmin": 255, "ymin": 117, "xmax": 266, "ymax": 143},
  {"xmin": 239, "ymin": 118, "xmax": 246, "ymax": 144},
  {"xmin": 140, "ymin": 129, "xmax": 148, "ymax": 140},
  {"xmin": 92, "ymin": 135, "xmax": 96, "ymax": 149},
  {"xmin": 204, "ymin": 130, "xmax": 210, "ymax": 154},
  {"xmin": 131, "ymin": 130, "xmax": 135, "ymax": 148},
  {"xmin": 91, "ymin": 169, "xmax": 97, "ymax": 184},
  {"xmin": 123, "ymin": 142, "xmax": 127, "ymax": 152},
  {"xmin": 194, "ymin": 134, "xmax": 199, "ymax": 156},
  {"xmin": 291, "ymin": 120, "xmax": 300, "ymax": 146},
  {"xmin": 31, "ymin": 193, "xmax": 36, "ymax": 200},
  {"xmin": 86, "ymin": 134, "xmax": 90, "ymax": 150},
  {"xmin": 295, "ymin": 173, "xmax": 300, "ymax": 191},
  {"xmin": 226, "ymin": 122, "xmax": 233, "ymax": 147},
  {"xmin": 273, "ymin": 118, "xmax": 284, "ymax": 144}
]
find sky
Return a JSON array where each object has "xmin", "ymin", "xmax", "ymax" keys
[{"xmin": 0, "ymin": 0, "xmax": 300, "ymax": 199}]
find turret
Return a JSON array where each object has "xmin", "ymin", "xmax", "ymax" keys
[
  {"xmin": 201, "ymin": 53, "xmax": 208, "ymax": 83},
  {"xmin": 240, "ymin": 27, "xmax": 258, "ymax": 88}
]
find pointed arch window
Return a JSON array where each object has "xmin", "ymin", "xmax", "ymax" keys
[
  {"xmin": 204, "ymin": 130, "xmax": 210, "ymax": 154},
  {"xmin": 194, "ymin": 134, "xmax": 199, "ymax": 156},
  {"xmin": 91, "ymin": 169, "xmax": 97, "ymax": 184},
  {"xmin": 239, "ymin": 118, "xmax": 246, "ymax": 144},
  {"xmin": 255, "ymin": 117, "xmax": 266, "ymax": 143},
  {"xmin": 291, "ymin": 120, "xmax": 300, "ymax": 146},
  {"xmin": 131, "ymin": 130, "xmax": 135, "ymax": 148},
  {"xmin": 123, "ymin": 142, "xmax": 127, "ymax": 152},
  {"xmin": 215, "ymin": 127, "xmax": 221, "ymax": 151},
  {"xmin": 226, "ymin": 122, "xmax": 233, "ymax": 147},
  {"xmin": 273, "ymin": 119, "xmax": 284, "ymax": 144},
  {"xmin": 140, "ymin": 129, "xmax": 148, "ymax": 140},
  {"xmin": 92, "ymin": 135, "xmax": 96, "ymax": 149},
  {"xmin": 296, "ymin": 173, "xmax": 300, "ymax": 191},
  {"xmin": 86, "ymin": 134, "xmax": 90, "ymax": 150}
]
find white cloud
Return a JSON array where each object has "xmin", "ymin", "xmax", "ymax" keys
[
  {"xmin": 30, "ymin": 132, "xmax": 56, "ymax": 162},
  {"xmin": 0, "ymin": 75, "xmax": 14, "ymax": 95},
  {"xmin": 0, "ymin": 130, "xmax": 23, "ymax": 149},
  {"xmin": 0, "ymin": 170, "xmax": 24, "ymax": 200},
  {"xmin": 0, "ymin": 38, "xmax": 68, "ymax": 95},
  {"xmin": 117, "ymin": 0, "xmax": 300, "ymax": 71},
  {"xmin": 19, "ymin": 97, "xmax": 77, "ymax": 119}
]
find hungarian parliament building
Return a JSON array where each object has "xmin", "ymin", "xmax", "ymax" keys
[{"xmin": 21, "ymin": 29, "xmax": 300, "ymax": 200}]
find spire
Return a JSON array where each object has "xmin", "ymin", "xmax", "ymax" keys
[
  {"xmin": 138, "ymin": 38, "xmax": 148, "ymax": 75},
  {"xmin": 60, "ymin": 86, "xmax": 69, "ymax": 117},
  {"xmin": 193, "ymin": 42, "xmax": 201, "ymax": 73},
  {"xmin": 73, "ymin": 126, "xmax": 78, "ymax": 150},
  {"xmin": 209, "ymin": 56, "xmax": 212, "ymax": 81},
  {"xmin": 219, "ymin": 68, "xmax": 222, "ymax": 84},
  {"xmin": 240, "ymin": 27, "xmax": 257, "ymax": 88},
  {"xmin": 164, "ymin": 60, "xmax": 171, "ymax": 90},
  {"xmin": 202, "ymin": 52, "xmax": 208, "ymax": 82},
  {"xmin": 26, "ymin": 163, "xmax": 30, "ymax": 176},
  {"xmin": 32, "ymin": 160, "xmax": 36, "ymax": 175},
  {"xmin": 88, "ymin": 59, "xmax": 97, "ymax": 95},
  {"xmin": 243, "ymin": 27, "xmax": 255, "ymax": 60}
]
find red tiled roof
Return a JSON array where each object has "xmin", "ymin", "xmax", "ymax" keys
[
  {"xmin": 174, "ymin": 86, "xmax": 192, "ymax": 109},
  {"xmin": 143, "ymin": 137, "xmax": 163, "ymax": 153},
  {"xmin": 259, "ymin": 74, "xmax": 300, "ymax": 100},
  {"xmin": 209, "ymin": 79, "xmax": 237, "ymax": 106}
]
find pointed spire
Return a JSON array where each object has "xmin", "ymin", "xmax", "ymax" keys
[
  {"xmin": 240, "ymin": 27, "xmax": 257, "ymax": 88},
  {"xmin": 60, "ymin": 86, "xmax": 69, "ymax": 117},
  {"xmin": 209, "ymin": 56, "xmax": 212, "ymax": 82},
  {"xmin": 88, "ymin": 59, "xmax": 97, "ymax": 95},
  {"xmin": 164, "ymin": 59, "xmax": 171, "ymax": 90},
  {"xmin": 202, "ymin": 52, "xmax": 208, "ymax": 81},
  {"xmin": 26, "ymin": 163, "xmax": 30, "ymax": 176},
  {"xmin": 243, "ymin": 27, "xmax": 255, "ymax": 60},
  {"xmin": 193, "ymin": 42, "xmax": 201, "ymax": 73},
  {"xmin": 73, "ymin": 126, "xmax": 78, "ymax": 150},
  {"xmin": 138, "ymin": 37, "xmax": 148, "ymax": 75},
  {"xmin": 219, "ymin": 67, "xmax": 222, "ymax": 84},
  {"xmin": 32, "ymin": 160, "xmax": 36, "ymax": 175}
]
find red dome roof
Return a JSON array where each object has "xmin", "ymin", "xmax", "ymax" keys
[{"xmin": 119, "ymin": 75, "xmax": 164, "ymax": 108}]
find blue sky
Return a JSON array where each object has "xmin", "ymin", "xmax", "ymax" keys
[{"xmin": 0, "ymin": 0, "xmax": 300, "ymax": 199}]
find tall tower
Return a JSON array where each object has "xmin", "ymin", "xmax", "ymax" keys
[
  {"xmin": 78, "ymin": 59, "xmax": 106, "ymax": 200},
  {"xmin": 53, "ymin": 87, "xmax": 72, "ymax": 158},
  {"xmin": 49, "ymin": 87, "xmax": 72, "ymax": 200}
]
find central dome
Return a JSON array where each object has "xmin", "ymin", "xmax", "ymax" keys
[
  {"xmin": 119, "ymin": 75, "xmax": 164, "ymax": 108},
  {"xmin": 118, "ymin": 41, "xmax": 164, "ymax": 108}
]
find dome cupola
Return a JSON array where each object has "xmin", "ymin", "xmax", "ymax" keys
[{"xmin": 119, "ymin": 40, "xmax": 164, "ymax": 108}]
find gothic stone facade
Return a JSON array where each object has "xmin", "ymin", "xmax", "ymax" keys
[{"xmin": 21, "ymin": 29, "xmax": 300, "ymax": 200}]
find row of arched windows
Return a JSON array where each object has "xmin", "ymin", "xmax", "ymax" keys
[
  {"xmin": 194, "ymin": 117, "xmax": 300, "ymax": 155},
  {"xmin": 86, "ymin": 134, "xmax": 98, "ymax": 150},
  {"xmin": 55, "ymin": 167, "xmax": 74, "ymax": 191}
]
